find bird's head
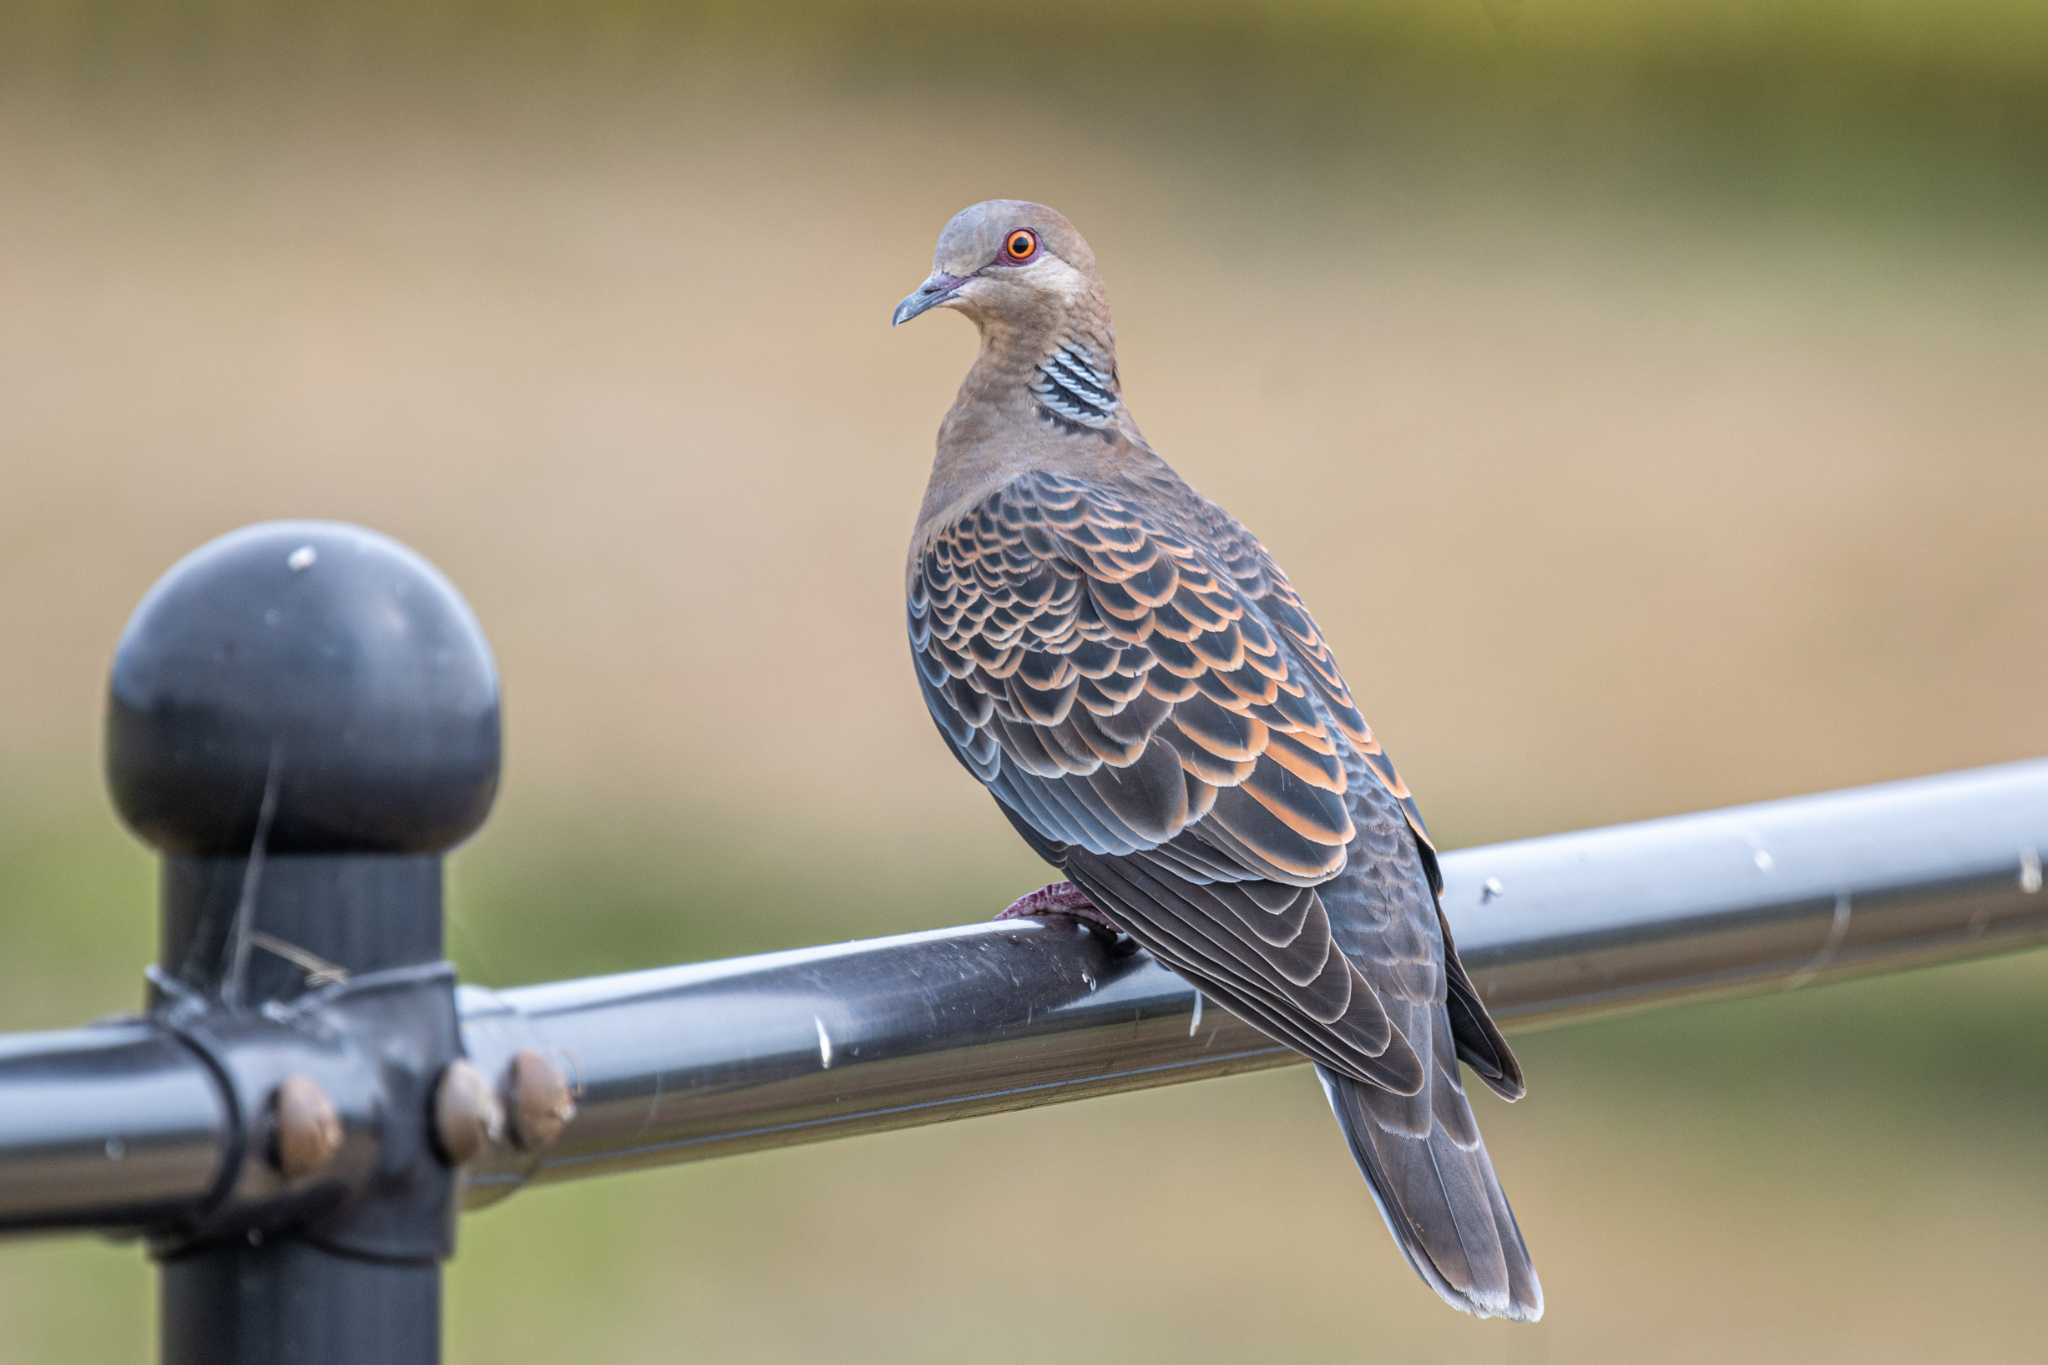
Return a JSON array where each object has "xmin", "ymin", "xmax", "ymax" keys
[{"xmin": 891, "ymin": 200, "xmax": 1104, "ymax": 335}]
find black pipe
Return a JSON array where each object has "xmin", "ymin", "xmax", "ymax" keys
[{"xmin": 104, "ymin": 521, "xmax": 500, "ymax": 1365}]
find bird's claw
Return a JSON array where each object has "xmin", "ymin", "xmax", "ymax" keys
[{"xmin": 994, "ymin": 881, "xmax": 1121, "ymax": 941}]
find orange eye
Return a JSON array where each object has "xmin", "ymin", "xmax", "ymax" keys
[{"xmin": 1003, "ymin": 229, "xmax": 1038, "ymax": 262}]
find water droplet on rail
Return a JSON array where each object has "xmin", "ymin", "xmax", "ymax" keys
[
  {"xmin": 104, "ymin": 1138, "xmax": 125, "ymax": 1161},
  {"xmin": 1481, "ymin": 877, "xmax": 1504, "ymax": 903},
  {"xmin": 813, "ymin": 1015, "xmax": 834, "ymax": 1070},
  {"xmin": 287, "ymin": 545, "xmax": 317, "ymax": 572},
  {"xmin": 1752, "ymin": 849, "xmax": 1776, "ymax": 872},
  {"xmin": 2020, "ymin": 849, "xmax": 2043, "ymax": 895}
]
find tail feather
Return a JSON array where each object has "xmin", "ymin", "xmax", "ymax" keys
[
  {"xmin": 1317, "ymin": 1062, "xmax": 1543, "ymax": 1322},
  {"xmin": 1437, "ymin": 907, "xmax": 1525, "ymax": 1101}
]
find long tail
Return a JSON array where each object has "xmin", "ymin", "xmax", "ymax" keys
[{"xmin": 1316, "ymin": 1060, "xmax": 1543, "ymax": 1321}]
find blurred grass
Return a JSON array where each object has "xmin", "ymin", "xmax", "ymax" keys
[
  {"xmin": 5, "ymin": 0, "xmax": 2046, "ymax": 240},
  {"xmin": 1, "ymin": 1, "xmax": 2046, "ymax": 1360},
  {"xmin": 10, "ymin": 0, "xmax": 2048, "ymax": 97}
]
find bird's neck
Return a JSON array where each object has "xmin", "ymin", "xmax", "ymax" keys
[
  {"xmin": 914, "ymin": 308, "xmax": 1139, "ymax": 566},
  {"xmin": 954, "ymin": 308, "xmax": 1123, "ymax": 440}
]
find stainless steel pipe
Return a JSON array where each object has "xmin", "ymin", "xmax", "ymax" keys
[
  {"xmin": 0, "ymin": 1022, "xmax": 228, "ymax": 1233},
  {"xmin": 4, "ymin": 763, "xmax": 2041, "ymax": 1228},
  {"xmin": 456, "ymin": 760, "xmax": 2048, "ymax": 1205}
]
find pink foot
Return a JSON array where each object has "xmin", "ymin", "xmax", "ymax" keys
[{"xmin": 995, "ymin": 881, "xmax": 1121, "ymax": 939}]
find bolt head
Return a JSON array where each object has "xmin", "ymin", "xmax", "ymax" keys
[
  {"xmin": 272, "ymin": 1074, "xmax": 343, "ymax": 1180},
  {"xmin": 432, "ymin": 1059, "xmax": 505, "ymax": 1166},
  {"xmin": 507, "ymin": 1049, "xmax": 576, "ymax": 1151}
]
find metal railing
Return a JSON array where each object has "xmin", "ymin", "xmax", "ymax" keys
[{"xmin": 2, "ymin": 520, "xmax": 2044, "ymax": 1364}]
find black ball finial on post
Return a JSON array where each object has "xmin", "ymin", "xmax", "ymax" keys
[
  {"xmin": 109, "ymin": 521, "xmax": 500, "ymax": 999},
  {"xmin": 107, "ymin": 522, "xmax": 500, "ymax": 1365},
  {"xmin": 107, "ymin": 521, "xmax": 500, "ymax": 859}
]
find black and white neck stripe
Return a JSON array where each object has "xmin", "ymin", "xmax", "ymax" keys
[{"xmin": 1029, "ymin": 340, "xmax": 1120, "ymax": 436}]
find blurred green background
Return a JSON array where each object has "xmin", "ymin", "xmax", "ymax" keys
[{"xmin": 3, "ymin": 2, "xmax": 2046, "ymax": 1361}]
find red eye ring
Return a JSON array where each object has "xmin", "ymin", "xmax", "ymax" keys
[{"xmin": 1003, "ymin": 228, "xmax": 1038, "ymax": 262}]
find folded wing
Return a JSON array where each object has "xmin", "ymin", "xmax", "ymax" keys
[{"xmin": 910, "ymin": 470, "xmax": 1422, "ymax": 1093}]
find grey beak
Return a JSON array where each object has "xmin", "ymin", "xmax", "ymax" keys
[{"xmin": 892, "ymin": 272, "xmax": 967, "ymax": 327}]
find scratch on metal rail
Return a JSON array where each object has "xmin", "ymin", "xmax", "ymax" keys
[
  {"xmin": 630, "ymin": 1066, "xmax": 665, "ymax": 1143},
  {"xmin": 1784, "ymin": 892, "xmax": 1852, "ymax": 990},
  {"xmin": 220, "ymin": 742, "xmax": 284, "ymax": 1009}
]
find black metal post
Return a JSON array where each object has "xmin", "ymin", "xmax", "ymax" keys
[{"xmin": 105, "ymin": 522, "xmax": 500, "ymax": 1365}]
